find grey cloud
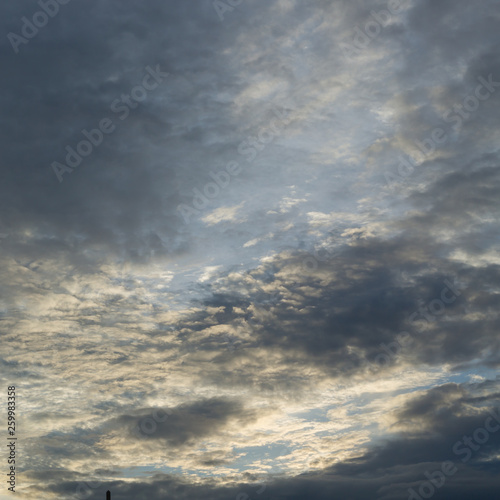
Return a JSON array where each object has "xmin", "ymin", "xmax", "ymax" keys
[
  {"xmin": 3, "ymin": 1, "xmax": 500, "ymax": 498},
  {"xmin": 115, "ymin": 398, "xmax": 251, "ymax": 447}
]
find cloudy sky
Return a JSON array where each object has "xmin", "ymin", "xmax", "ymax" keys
[{"xmin": 1, "ymin": 1, "xmax": 500, "ymax": 499}]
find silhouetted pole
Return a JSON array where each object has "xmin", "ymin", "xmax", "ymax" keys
[{"xmin": 106, "ymin": 491, "xmax": 111, "ymax": 500}]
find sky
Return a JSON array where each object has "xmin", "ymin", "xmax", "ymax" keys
[{"xmin": 1, "ymin": 1, "xmax": 500, "ymax": 499}]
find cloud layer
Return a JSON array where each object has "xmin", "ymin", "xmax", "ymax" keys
[{"xmin": 1, "ymin": 0, "xmax": 499, "ymax": 499}]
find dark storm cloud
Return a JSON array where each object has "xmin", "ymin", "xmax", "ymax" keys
[
  {"xmin": 404, "ymin": 158, "xmax": 500, "ymax": 259},
  {"xmin": 40, "ymin": 468, "xmax": 500, "ymax": 500},
  {"xmin": 0, "ymin": 0, "xmax": 276, "ymax": 264},
  {"xmin": 115, "ymin": 397, "xmax": 251, "ymax": 447},
  {"xmin": 39, "ymin": 379, "xmax": 500, "ymax": 499},
  {"xmin": 3, "ymin": 0, "xmax": 500, "ymax": 499},
  {"xmin": 0, "ymin": 0, "xmax": 498, "ymax": 262},
  {"xmin": 178, "ymin": 228, "xmax": 495, "ymax": 379},
  {"xmin": 2, "ymin": 0, "xmax": 496, "ymax": 265},
  {"xmin": 0, "ymin": 0, "xmax": 351, "ymax": 267},
  {"xmin": 146, "ymin": 182, "xmax": 495, "ymax": 394},
  {"xmin": 324, "ymin": 381, "xmax": 500, "ymax": 499}
]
